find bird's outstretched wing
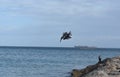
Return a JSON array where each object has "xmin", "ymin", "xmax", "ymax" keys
[
  {"xmin": 60, "ymin": 32, "xmax": 67, "ymax": 42},
  {"xmin": 60, "ymin": 36, "xmax": 63, "ymax": 42}
]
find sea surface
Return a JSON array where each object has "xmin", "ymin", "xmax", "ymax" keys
[{"xmin": 0, "ymin": 47, "xmax": 120, "ymax": 77}]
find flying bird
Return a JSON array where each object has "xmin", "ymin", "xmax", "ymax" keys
[{"xmin": 60, "ymin": 31, "xmax": 72, "ymax": 42}]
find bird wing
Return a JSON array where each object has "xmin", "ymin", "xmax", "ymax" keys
[
  {"xmin": 60, "ymin": 36, "xmax": 63, "ymax": 42},
  {"xmin": 60, "ymin": 32, "xmax": 67, "ymax": 42}
]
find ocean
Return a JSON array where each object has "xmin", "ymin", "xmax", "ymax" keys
[{"xmin": 0, "ymin": 47, "xmax": 119, "ymax": 77}]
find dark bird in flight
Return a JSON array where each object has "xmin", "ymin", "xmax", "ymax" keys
[{"xmin": 60, "ymin": 31, "xmax": 72, "ymax": 42}]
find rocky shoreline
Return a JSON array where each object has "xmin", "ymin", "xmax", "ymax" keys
[{"xmin": 71, "ymin": 56, "xmax": 120, "ymax": 77}]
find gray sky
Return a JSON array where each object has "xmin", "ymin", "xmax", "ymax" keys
[{"xmin": 0, "ymin": 0, "xmax": 120, "ymax": 48}]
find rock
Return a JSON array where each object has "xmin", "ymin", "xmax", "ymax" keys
[
  {"xmin": 71, "ymin": 56, "xmax": 120, "ymax": 77},
  {"xmin": 82, "ymin": 70, "xmax": 109, "ymax": 77},
  {"xmin": 72, "ymin": 69, "xmax": 81, "ymax": 77}
]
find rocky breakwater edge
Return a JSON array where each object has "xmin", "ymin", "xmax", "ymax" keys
[{"xmin": 71, "ymin": 56, "xmax": 120, "ymax": 77}]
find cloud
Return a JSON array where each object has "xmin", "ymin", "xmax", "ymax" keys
[
  {"xmin": 0, "ymin": 0, "xmax": 120, "ymax": 47},
  {"xmin": 0, "ymin": 0, "xmax": 119, "ymax": 17}
]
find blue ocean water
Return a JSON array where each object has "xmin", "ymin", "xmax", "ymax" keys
[{"xmin": 0, "ymin": 47, "xmax": 119, "ymax": 77}]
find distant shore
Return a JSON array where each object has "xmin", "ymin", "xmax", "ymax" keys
[{"xmin": 0, "ymin": 46, "xmax": 120, "ymax": 50}]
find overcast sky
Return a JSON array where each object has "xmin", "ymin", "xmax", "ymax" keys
[{"xmin": 0, "ymin": 0, "xmax": 120, "ymax": 48}]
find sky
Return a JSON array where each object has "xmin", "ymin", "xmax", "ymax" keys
[{"xmin": 0, "ymin": 0, "xmax": 120, "ymax": 48}]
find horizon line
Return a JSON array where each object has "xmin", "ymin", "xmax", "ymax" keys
[{"xmin": 0, "ymin": 46, "xmax": 120, "ymax": 49}]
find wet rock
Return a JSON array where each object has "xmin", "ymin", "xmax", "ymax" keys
[{"xmin": 71, "ymin": 56, "xmax": 120, "ymax": 77}]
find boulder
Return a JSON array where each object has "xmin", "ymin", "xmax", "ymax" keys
[{"xmin": 71, "ymin": 56, "xmax": 120, "ymax": 77}]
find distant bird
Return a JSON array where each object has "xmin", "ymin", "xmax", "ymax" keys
[
  {"xmin": 98, "ymin": 55, "xmax": 102, "ymax": 63},
  {"xmin": 60, "ymin": 31, "xmax": 72, "ymax": 42}
]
